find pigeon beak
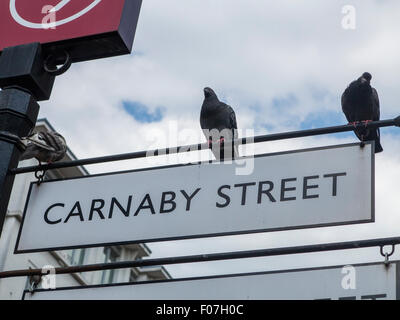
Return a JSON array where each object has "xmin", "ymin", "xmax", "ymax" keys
[{"xmin": 360, "ymin": 77, "xmax": 367, "ymax": 84}]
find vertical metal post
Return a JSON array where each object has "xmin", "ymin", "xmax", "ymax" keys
[
  {"xmin": 0, "ymin": 89, "xmax": 39, "ymax": 238},
  {"xmin": 0, "ymin": 42, "xmax": 56, "ymax": 238}
]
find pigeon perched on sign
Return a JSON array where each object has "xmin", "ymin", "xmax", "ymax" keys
[
  {"xmin": 20, "ymin": 131, "xmax": 67, "ymax": 163},
  {"xmin": 341, "ymin": 72, "xmax": 383, "ymax": 153},
  {"xmin": 200, "ymin": 87, "xmax": 238, "ymax": 161}
]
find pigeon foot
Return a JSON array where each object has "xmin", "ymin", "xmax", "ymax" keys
[
  {"xmin": 362, "ymin": 120, "xmax": 373, "ymax": 127},
  {"xmin": 348, "ymin": 121, "xmax": 359, "ymax": 128},
  {"xmin": 208, "ymin": 138, "xmax": 225, "ymax": 147}
]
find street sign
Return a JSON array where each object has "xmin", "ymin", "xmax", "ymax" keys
[
  {"xmin": 0, "ymin": 0, "xmax": 143, "ymax": 62},
  {"xmin": 15, "ymin": 143, "xmax": 374, "ymax": 253},
  {"xmin": 23, "ymin": 261, "xmax": 397, "ymax": 300}
]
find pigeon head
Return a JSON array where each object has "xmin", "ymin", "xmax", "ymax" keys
[
  {"xmin": 358, "ymin": 72, "xmax": 372, "ymax": 85},
  {"xmin": 204, "ymin": 87, "xmax": 217, "ymax": 99},
  {"xmin": 362, "ymin": 72, "xmax": 372, "ymax": 82},
  {"xmin": 346, "ymin": 72, "xmax": 373, "ymax": 100},
  {"xmin": 349, "ymin": 72, "xmax": 372, "ymax": 93}
]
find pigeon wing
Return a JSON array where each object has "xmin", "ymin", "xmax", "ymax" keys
[
  {"xmin": 341, "ymin": 89, "xmax": 355, "ymax": 123},
  {"xmin": 372, "ymin": 87, "xmax": 380, "ymax": 121},
  {"xmin": 226, "ymin": 104, "xmax": 239, "ymax": 158},
  {"xmin": 228, "ymin": 105, "xmax": 238, "ymax": 130}
]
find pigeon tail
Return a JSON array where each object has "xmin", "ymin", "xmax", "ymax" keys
[
  {"xmin": 374, "ymin": 139, "xmax": 383, "ymax": 153},
  {"xmin": 354, "ymin": 127, "xmax": 383, "ymax": 153}
]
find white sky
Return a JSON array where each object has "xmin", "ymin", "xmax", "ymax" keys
[{"xmin": 35, "ymin": 0, "xmax": 400, "ymax": 278}]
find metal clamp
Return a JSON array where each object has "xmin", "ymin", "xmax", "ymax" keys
[
  {"xmin": 34, "ymin": 169, "xmax": 46, "ymax": 186},
  {"xmin": 380, "ymin": 245, "xmax": 395, "ymax": 266},
  {"xmin": 28, "ymin": 274, "xmax": 42, "ymax": 294},
  {"xmin": 0, "ymin": 131, "xmax": 27, "ymax": 152},
  {"xmin": 44, "ymin": 51, "xmax": 72, "ymax": 76}
]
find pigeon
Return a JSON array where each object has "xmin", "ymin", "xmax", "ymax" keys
[
  {"xmin": 200, "ymin": 87, "xmax": 238, "ymax": 161},
  {"xmin": 341, "ymin": 72, "xmax": 383, "ymax": 153},
  {"xmin": 20, "ymin": 131, "xmax": 67, "ymax": 163}
]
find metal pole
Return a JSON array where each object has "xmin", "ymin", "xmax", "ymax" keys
[
  {"xmin": 1, "ymin": 235, "xmax": 399, "ymax": 279},
  {"xmin": 0, "ymin": 90, "xmax": 39, "ymax": 238},
  {"xmin": 10, "ymin": 116, "xmax": 400, "ymax": 175},
  {"xmin": 0, "ymin": 43, "xmax": 56, "ymax": 238}
]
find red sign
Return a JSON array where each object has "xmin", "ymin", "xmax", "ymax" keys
[{"xmin": 0, "ymin": 0, "xmax": 142, "ymax": 62}]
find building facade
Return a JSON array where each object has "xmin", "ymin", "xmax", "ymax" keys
[{"xmin": 0, "ymin": 119, "xmax": 170, "ymax": 300}]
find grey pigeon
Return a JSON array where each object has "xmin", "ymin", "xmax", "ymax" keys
[
  {"xmin": 341, "ymin": 72, "xmax": 383, "ymax": 153},
  {"xmin": 20, "ymin": 131, "xmax": 67, "ymax": 163},
  {"xmin": 200, "ymin": 87, "xmax": 238, "ymax": 161}
]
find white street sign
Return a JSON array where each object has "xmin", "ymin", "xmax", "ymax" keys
[
  {"xmin": 23, "ymin": 261, "xmax": 396, "ymax": 300},
  {"xmin": 16, "ymin": 143, "xmax": 374, "ymax": 253}
]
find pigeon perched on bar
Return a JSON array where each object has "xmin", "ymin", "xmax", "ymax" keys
[
  {"xmin": 341, "ymin": 72, "xmax": 383, "ymax": 153},
  {"xmin": 200, "ymin": 87, "xmax": 238, "ymax": 161},
  {"xmin": 20, "ymin": 131, "xmax": 67, "ymax": 163}
]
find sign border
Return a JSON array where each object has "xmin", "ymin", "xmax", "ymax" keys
[
  {"xmin": 14, "ymin": 142, "xmax": 375, "ymax": 254},
  {"xmin": 22, "ymin": 259, "xmax": 396, "ymax": 300}
]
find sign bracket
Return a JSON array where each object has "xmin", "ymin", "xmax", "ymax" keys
[
  {"xmin": 43, "ymin": 50, "xmax": 72, "ymax": 76},
  {"xmin": 380, "ymin": 244, "xmax": 396, "ymax": 267},
  {"xmin": 34, "ymin": 169, "xmax": 46, "ymax": 186},
  {"xmin": 28, "ymin": 272, "xmax": 42, "ymax": 294}
]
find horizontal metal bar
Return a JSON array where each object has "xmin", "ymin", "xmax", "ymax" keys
[
  {"xmin": 10, "ymin": 117, "xmax": 400, "ymax": 175},
  {"xmin": 1, "ymin": 235, "xmax": 399, "ymax": 279}
]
